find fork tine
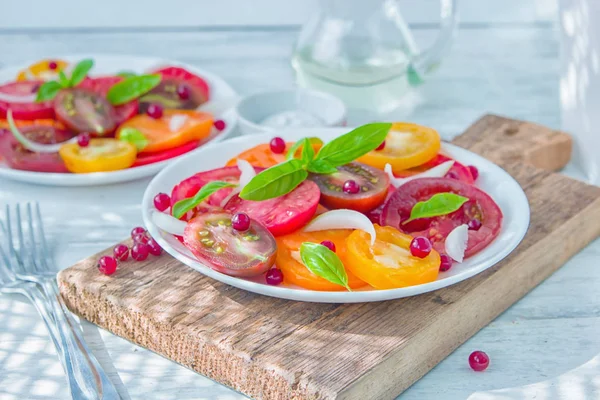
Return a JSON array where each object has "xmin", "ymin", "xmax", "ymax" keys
[
  {"xmin": 16, "ymin": 204, "xmax": 28, "ymax": 270},
  {"xmin": 0, "ymin": 219, "xmax": 15, "ymax": 283},
  {"xmin": 26, "ymin": 203, "xmax": 42, "ymax": 273},
  {"xmin": 34, "ymin": 202, "xmax": 53, "ymax": 271},
  {"xmin": 4, "ymin": 205, "xmax": 21, "ymax": 274}
]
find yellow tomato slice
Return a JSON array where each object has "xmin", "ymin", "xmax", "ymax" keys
[
  {"xmin": 116, "ymin": 110, "xmax": 213, "ymax": 154},
  {"xmin": 59, "ymin": 139, "xmax": 137, "ymax": 173},
  {"xmin": 275, "ymin": 230, "xmax": 368, "ymax": 291},
  {"xmin": 16, "ymin": 59, "xmax": 69, "ymax": 82},
  {"xmin": 345, "ymin": 225, "xmax": 441, "ymax": 289},
  {"xmin": 357, "ymin": 122, "xmax": 441, "ymax": 173}
]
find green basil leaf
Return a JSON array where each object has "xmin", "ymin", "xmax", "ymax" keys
[
  {"xmin": 58, "ymin": 70, "xmax": 70, "ymax": 87},
  {"xmin": 118, "ymin": 128, "xmax": 148, "ymax": 151},
  {"xmin": 69, "ymin": 59, "xmax": 94, "ymax": 87},
  {"xmin": 300, "ymin": 138, "xmax": 315, "ymax": 165},
  {"xmin": 35, "ymin": 81, "xmax": 62, "ymax": 102},
  {"xmin": 239, "ymin": 159, "xmax": 308, "ymax": 201},
  {"xmin": 306, "ymin": 159, "xmax": 338, "ymax": 174},
  {"xmin": 116, "ymin": 71, "xmax": 136, "ymax": 78},
  {"xmin": 107, "ymin": 74, "xmax": 161, "ymax": 105},
  {"xmin": 300, "ymin": 242, "xmax": 350, "ymax": 291},
  {"xmin": 172, "ymin": 181, "xmax": 236, "ymax": 219},
  {"xmin": 314, "ymin": 123, "xmax": 391, "ymax": 167},
  {"xmin": 404, "ymin": 193, "xmax": 469, "ymax": 224},
  {"xmin": 286, "ymin": 137, "xmax": 323, "ymax": 160}
]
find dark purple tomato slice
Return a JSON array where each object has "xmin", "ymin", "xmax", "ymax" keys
[
  {"xmin": 132, "ymin": 140, "xmax": 199, "ymax": 167},
  {"xmin": 79, "ymin": 76, "xmax": 139, "ymax": 125},
  {"xmin": 0, "ymin": 125, "xmax": 74, "ymax": 172},
  {"xmin": 54, "ymin": 88, "xmax": 117, "ymax": 135},
  {"xmin": 381, "ymin": 177, "xmax": 503, "ymax": 258},
  {"xmin": 308, "ymin": 161, "xmax": 389, "ymax": 213},
  {"xmin": 0, "ymin": 81, "xmax": 55, "ymax": 120},
  {"xmin": 184, "ymin": 211, "xmax": 276, "ymax": 277}
]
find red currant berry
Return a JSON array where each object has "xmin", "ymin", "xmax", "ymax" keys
[
  {"xmin": 153, "ymin": 193, "xmax": 171, "ymax": 211},
  {"xmin": 131, "ymin": 243, "xmax": 149, "ymax": 261},
  {"xmin": 468, "ymin": 218, "xmax": 482, "ymax": 231},
  {"xmin": 410, "ymin": 236, "xmax": 432, "ymax": 258},
  {"xmin": 376, "ymin": 141, "xmax": 386, "ymax": 151},
  {"xmin": 439, "ymin": 254, "xmax": 453, "ymax": 272},
  {"xmin": 147, "ymin": 239, "xmax": 162, "ymax": 256},
  {"xmin": 48, "ymin": 61, "xmax": 58, "ymax": 70},
  {"xmin": 468, "ymin": 165, "xmax": 479, "ymax": 181},
  {"xmin": 269, "ymin": 137, "xmax": 286, "ymax": 154},
  {"xmin": 320, "ymin": 240, "xmax": 336, "ymax": 252},
  {"xmin": 98, "ymin": 256, "xmax": 117, "ymax": 275},
  {"xmin": 133, "ymin": 233, "xmax": 150, "ymax": 244},
  {"xmin": 77, "ymin": 133, "xmax": 91, "ymax": 147},
  {"xmin": 232, "ymin": 213, "xmax": 251, "ymax": 232},
  {"xmin": 343, "ymin": 180, "xmax": 360, "ymax": 194},
  {"xmin": 469, "ymin": 351, "xmax": 490, "ymax": 371},
  {"xmin": 146, "ymin": 103, "xmax": 163, "ymax": 119},
  {"xmin": 213, "ymin": 119, "xmax": 226, "ymax": 131},
  {"xmin": 131, "ymin": 226, "xmax": 146, "ymax": 239},
  {"xmin": 176, "ymin": 84, "xmax": 190, "ymax": 100},
  {"xmin": 266, "ymin": 268, "xmax": 284, "ymax": 285},
  {"xmin": 113, "ymin": 244, "xmax": 129, "ymax": 262}
]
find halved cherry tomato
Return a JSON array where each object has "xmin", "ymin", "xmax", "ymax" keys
[
  {"xmin": 59, "ymin": 138, "xmax": 136, "ymax": 173},
  {"xmin": 395, "ymin": 154, "xmax": 475, "ymax": 184},
  {"xmin": 116, "ymin": 110, "xmax": 213, "ymax": 154},
  {"xmin": 275, "ymin": 229, "xmax": 367, "ymax": 291},
  {"xmin": 381, "ymin": 178, "xmax": 503, "ymax": 258},
  {"xmin": 0, "ymin": 125, "xmax": 73, "ymax": 172},
  {"xmin": 345, "ymin": 225, "xmax": 441, "ymax": 289},
  {"xmin": 79, "ymin": 76, "xmax": 139, "ymax": 125},
  {"xmin": 16, "ymin": 59, "xmax": 69, "ymax": 82},
  {"xmin": 54, "ymin": 88, "xmax": 117, "ymax": 135},
  {"xmin": 0, "ymin": 81, "xmax": 55, "ymax": 120},
  {"xmin": 308, "ymin": 162, "xmax": 389, "ymax": 213},
  {"xmin": 131, "ymin": 140, "xmax": 199, "ymax": 167},
  {"xmin": 358, "ymin": 122, "xmax": 441, "ymax": 173},
  {"xmin": 184, "ymin": 211, "xmax": 276, "ymax": 277},
  {"xmin": 139, "ymin": 66, "xmax": 210, "ymax": 112}
]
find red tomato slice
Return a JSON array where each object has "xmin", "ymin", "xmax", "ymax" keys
[
  {"xmin": 132, "ymin": 140, "xmax": 199, "ymax": 167},
  {"xmin": 184, "ymin": 211, "xmax": 277, "ymax": 277},
  {"xmin": 140, "ymin": 66, "xmax": 210, "ymax": 112},
  {"xmin": 0, "ymin": 125, "xmax": 74, "ymax": 172},
  {"xmin": 223, "ymin": 180, "xmax": 321, "ymax": 236},
  {"xmin": 79, "ymin": 76, "xmax": 138, "ymax": 125},
  {"xmin": 381, "ymin": 178, "xmax": 503, "ymax": 258},
  {"xmin": 0, "ymin": 81, "xmax": 55, "ymax": 120}
]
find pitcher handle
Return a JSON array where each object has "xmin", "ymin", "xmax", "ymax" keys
[{"xmin": 408, "ymin": 0, "xmax": 459, "ymax": 86}]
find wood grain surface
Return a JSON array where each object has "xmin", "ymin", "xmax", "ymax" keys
[{"xmin": 57, "ymin": 114, "xmax": 598, "ymax": 400}]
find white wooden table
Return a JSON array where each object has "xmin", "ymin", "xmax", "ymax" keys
[{"xmin": 3, "ymin": 1, "xmax": 600, "ymax": 399}]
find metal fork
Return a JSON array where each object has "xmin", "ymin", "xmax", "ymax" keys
[{"xmin": 2, "ymin": 203, "xmax": 120, "ymax": 400}]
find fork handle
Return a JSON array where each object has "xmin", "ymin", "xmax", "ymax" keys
[{"xmin": 42, "ymin": 279, "xmax": 121, "ymax": 400}]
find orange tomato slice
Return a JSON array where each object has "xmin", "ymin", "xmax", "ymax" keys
[
  {"xmin": 226, "ymin": 141, "xmax": 321, "ymax": 168},
  {"xmin": 0, "ymin": 119, "xmax": 65, "ymax": 130},
  {"xmin": 345, "ymin": 225, "xmax": 441, "ymax": 290},
  {"xmin": 357, "ymin": 122, "xmax": 441, "ymax": 173},
  {"xmin": 16, "ymin": 59, "xmax": 69, "ymax": 82},
  {"xmin": 59, "ymin": 138, "xmax": 137, "ymax": 173},
  {"xmin": 275, "ymin": 229, "xmax": 368, "ymax": 291},
  {"xmin": 116, "ymin": 110, "xmax": 213, "ymax": 154}
]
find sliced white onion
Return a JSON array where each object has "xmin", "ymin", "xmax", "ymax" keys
[
  {"xmin": 219, "ymin": 159, "xmax": 256, "ymax": 207},
  {"xmin": 169, "ymin": 114, "xmax": 189, "ymax": 132},
  {"xmin": 7, "ymin": 109, "xmax": 77, "ymax": 153},
  {"xmin": 152, "ymin": 211, "xmax": 187, "ymax": 236},
  {"xmin": 445, "ymin": 224, "xmax": 469, "ymax": 263},
  {"xmin": 303, "ymin": 209, "xmax": 376, "ymax": 245},
  {"xmin": 0, "ymin": 92, "xmax": 37, "ymax": 103},
  {"xmin": 385, "ymin": 160, "xmax": 455, "ymax": 188}
]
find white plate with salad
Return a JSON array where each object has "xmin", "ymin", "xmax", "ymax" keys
[
  {"xmin": 0, "ymin": 54, "xmax": 237, "ymax": 186},
  {"xmin": 141, "ymin": 123, "xmax": 530, "ymax": 303}
]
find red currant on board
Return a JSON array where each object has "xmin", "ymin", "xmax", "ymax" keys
[
  {"xmin": 98, "ymin": 256, "xmax": 117, "ymax": 275},
  {"xmin": 131, "ymin": 226, "xmax": 146, "ymax": 239},
  {"xmin": 320, "ymin": 240, "xmax": 336, "ymax": 252},
  {"xmin": 266, "ymin": 268, "xmax": 284, "ymax": 285},
  {"xmin": 469, "ymin": 351, "xmax": 490, "ymax": 371},
  {"xmin": 147, "ymin": 239, "xmax": 162, "ymax": 256},
  {"xmin": 154, "ymin": 193, "xmax": 171, "ymax": 211},
  {"xmin": 113, "ymin": 244, "xmax": 129, "ymax": 261},
  {"xmin": 269, "ymin": 137, "xmax": 285, "ymax": 154},
  {"xmin": 131, "ymin": 243, "xmax": 149, "ymax": 261}
]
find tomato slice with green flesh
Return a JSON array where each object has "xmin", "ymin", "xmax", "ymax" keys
[
  {"xmin": 0, "ymin": 125, "xmax": 73, "ymax": 172},
  {"xmin": 308, "ymin": 162, "xmax": 389, "ymax": 213},
  {"xmin": 116, "ymin": 110, "xmax": 213, "ymax": 154},
  {"xmin": 345, "ymin": 225, "xmax": 441, "ymax": 290},
  {"xmin": 79, "ymin": 76, "xmax": 138, "ymax": 125},
  {"xmin": 54, "ymin": 88, "xmax": 117, "ymax": 135},
  {"xmin": 139, "ymin": 66, "xmax": 210, "ymax": 113},
  {"xmin": 223, "ymin": 180, "xmax": 321, "ymax": 236},
  {"xmin": 395, "ymin": 154, "xmax": 475, "ymax": 184},
  {"xmin": 59, "ymin": 138, "xmax": 137, "ymax": 173},
  {"xmin": 381, "ymin": 177, "xmax": 503, "ymax": 258},
  {"xmin": 132, "ymin": 140, "xmax": 199, "ymax": 167},
  {"xmin": 0, "ymin": 81, "xmax": 55, "ymax": 120},
  {"xmin": 275, "ymin": 229, "xmax": 367, "ymax": 291},
  {"xmin": 184, "ymin": 211, "xmax": 276, "ymax": 278}
]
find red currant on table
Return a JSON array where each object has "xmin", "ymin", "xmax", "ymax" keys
[
  {"xmin": 266, "ymin": 268, "xmax": 284, "ymax": 285},
  {"xmin": 269, "ymin": 137, "xmax": 286, "ymax": 154},
  {"xmin": 147, "ymin": 238, "xmax": 162, "ymax": 256},
  {"xmin": 468, "ymin": 165, "xmax": 479, "ymax": 180},
  {"xmin": 146, "ymin": 103, "xmax": 163, "ymax": 119},
  {"xmin": 469, "ymin": 351, "xmax": 490, "ymax": 371},
  {"xmin": 343, "ymin": 180, "xmax": 360, "ymax": 194},
  {"xmin": 131, "ymin": 226, "xmax": 146, "ymax": 239},
  {"xmin": 376, "ymin": 141, "xmax": 386, "ymax": 151},
  {"xmin": 153, "ymin": 193, "xmax": 171, "ymax": 211},
  {"xmin": 177, "ymin": 84, "xmax": 190, "ymax": 100},
  {"xmin": 98, "ymin": 256, "xmax": 117, "ymax": 275},
  {"xmin": 213, "ymin": 119, "xmax": 226, "ymax": 131},
  {"xmin": 320, "ymin": 240, "xmax": 336, "ymax": 252},
  {"xmin": 131, "ymin": 243, "xmax": 149, "ymax": 261},
  {"xmin": 410, "ymin": 236, "xmax": 432, "ymax": 258},
  {"xmin": 113, "ymin": 244, "xmax": 129, "ymax": 261},
  {"xmin": 77, "ymin": 133, "xmax": 91, "ymax": 147},
  {"xmin": 467, "ymin": 218, "xmax": 482, "ymax": 231},
  {"xmin": 439, "ymin": 254, "xmax": 453, "ymax": 272},
  {"xmin": 232, "ymin": 212, "xmax": 251, "ymax": 232}
]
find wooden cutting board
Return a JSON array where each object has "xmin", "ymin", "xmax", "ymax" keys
[{"xmin": 58, "ymin": 115, "xmax": 600, "ymax": 400}]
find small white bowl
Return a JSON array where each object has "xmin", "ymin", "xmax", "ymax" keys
[{"xmin": 235, "ymin": 89, "xmax": 347, "ymax": 136}]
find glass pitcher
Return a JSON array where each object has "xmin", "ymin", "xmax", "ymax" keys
[{"xmin": 292, "ymin": 0, "xmax": 458, "ymax": 114}]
